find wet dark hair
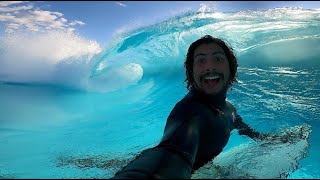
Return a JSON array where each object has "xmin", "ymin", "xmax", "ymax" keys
[{"xmin": 184, "ymin": 35, "xmax": 238, "ymax": 90}]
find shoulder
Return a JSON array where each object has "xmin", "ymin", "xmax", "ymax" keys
[
  {"xmin": 168, "ymin": 98, "xmax": 191, "ymax": 119},
  {"xmin": 161, "ymin": 94, "xmax": 202, "ymax": 142},
  {"xmin": 225, "ymin": 100, "xmax": 238, "ymax": 123},
  {"xmin": 226, "ymin": 100, "xmax": 237, "ymax": 113},
  {"xmin": 169, "ymin": 92, "xmax": 204, "ymax": 118}
]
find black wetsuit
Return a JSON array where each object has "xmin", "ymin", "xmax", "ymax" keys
[{"xmin": 111, "ymin": 87, "xmax": 261, "ymax": 179}]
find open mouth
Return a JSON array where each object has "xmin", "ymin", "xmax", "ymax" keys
[{"xmin": 203, "ymin": 75, "xmax": 220, "ymax": 86}]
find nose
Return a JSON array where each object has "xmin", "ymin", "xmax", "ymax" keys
[{"xmin": 205, "ymin": 58, "xmax": 217, "ymax": 71}]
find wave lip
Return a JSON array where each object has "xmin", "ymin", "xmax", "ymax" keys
[{"xmin": 87, "ymin": 63, "xmax": 143, "ymax": 93}]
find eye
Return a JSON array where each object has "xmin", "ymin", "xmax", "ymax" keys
[
  {"xmin": 196, "ymin": 58, "xmax": 206, "ymax": 64},
  {"xmin": 215, "ymin": 55, "xmax": 226, "ymax": 62}
]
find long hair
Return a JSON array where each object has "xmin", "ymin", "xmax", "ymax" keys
[{"xmin": 184, "ymin": 35, "xmax": 238, "ymax": 90}]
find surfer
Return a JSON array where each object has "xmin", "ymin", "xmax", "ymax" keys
[{"xmin": 111, "ymin": 35, "xmax": 289, "ymax": 179}]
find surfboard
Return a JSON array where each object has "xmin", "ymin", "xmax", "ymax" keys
[{"xmin": 191, "ymin": 123, "xmax": 312, "ymax": 179}]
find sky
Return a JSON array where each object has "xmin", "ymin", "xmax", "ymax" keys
[{"xmin": 1, "ymin": 1, "xmax": 320, "ymax": 47}]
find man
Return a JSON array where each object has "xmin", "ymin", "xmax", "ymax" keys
[{"xmin": 111, "ymin": 35, "xmax": 283, "ymax": 179}]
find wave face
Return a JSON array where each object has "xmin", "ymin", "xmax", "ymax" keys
[
  {"xmin": 0, "ymin": 7, "xmax": 319, "ymax": 179},
  {"xmin": 1, "ymin": 7, "xmax": 319, "ymax": 92}
]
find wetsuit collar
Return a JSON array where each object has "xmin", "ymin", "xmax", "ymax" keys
[{"xmin": 189, "ymin": 85, "xmax": 227, "ymax": 109}]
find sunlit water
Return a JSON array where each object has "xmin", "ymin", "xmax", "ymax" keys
[{"xmin": 0, "ymin": 7, "xmax": 319, "ymax": 178}]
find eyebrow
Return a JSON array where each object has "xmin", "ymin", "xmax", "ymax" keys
[{"xmin": 194, "ymin": 51, "xmax": 225, "ymax": 58}]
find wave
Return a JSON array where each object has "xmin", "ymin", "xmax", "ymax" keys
[
  {"xmin": 1, "ymin": 7, "xmax": 319, "ymax": 92},
  {"xmin": 0, "ymin": 30, "xmax": 100, "ymax": 86}
]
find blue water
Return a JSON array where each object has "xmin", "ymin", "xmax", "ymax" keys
[{"xmin": 0, "ymin": 8, "xmax": 320, "ymax": 178}]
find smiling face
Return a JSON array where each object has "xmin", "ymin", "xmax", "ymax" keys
[{"xmin": 192, "ymin": 43, "xmax": 230, "ymax": 95}]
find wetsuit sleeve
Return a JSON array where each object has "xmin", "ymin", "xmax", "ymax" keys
[
  {"xmin": 233, "ymin": 114, "xmax": 263, "ymax": 140},
  {"xmin": 233, "ymin": 114, "xmax": 288, "ymax": 142},
  {"xmin": 111, "ymin": 101, "xmax": 200, "ymax": 179}
]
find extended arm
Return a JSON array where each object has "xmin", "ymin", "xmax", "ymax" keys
[{"xmin": 111, "ymin": 102, "xmax": 200, "ymax": 179}]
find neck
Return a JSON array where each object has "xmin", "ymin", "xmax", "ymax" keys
[{"xmin": 190, "ymin": 85, "xmax": 227, "ymax": 108}]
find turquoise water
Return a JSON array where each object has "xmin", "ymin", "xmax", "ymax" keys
[{"xmin": 0, "ymin": 8, "xmax": 320, "ymax": 178}]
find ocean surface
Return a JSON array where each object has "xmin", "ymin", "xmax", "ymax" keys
[{"xmin": 0, "ymin": 7, "xmax": 319, "ymax": 178}]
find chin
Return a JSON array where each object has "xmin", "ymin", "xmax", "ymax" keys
[
  {"xmin": 202, "ymin": 84, "xmax": 228, "ymax": 96},
  {"xmin": 203, "ymin": 89, "xmax": 220, "ymax": 95}
]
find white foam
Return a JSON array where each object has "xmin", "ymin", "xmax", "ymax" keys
[
  {"xmin": 87, "ymin": 63, "xmax": 143, "ymax": 93},
  {"xmin": 0, "ymin": 30, "xmax": 101, "ymax": 84},
  {"xmin": 192, "ymin": 124, "xmax": 311, "ymax": 179},
  {"xmin": 0, "ymin": 30, "xmax": 145, "ymax": 92}
]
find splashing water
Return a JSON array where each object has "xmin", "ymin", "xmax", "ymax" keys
[{"xmin": 0, "ymin": 7, "xmax": 319, "ymax": 178}]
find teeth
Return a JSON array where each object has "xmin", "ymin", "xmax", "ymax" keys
[{"xmin": 204, "ymin": 75, "xmax": 219, "ymax": 80}]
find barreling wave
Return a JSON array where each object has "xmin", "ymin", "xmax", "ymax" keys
[{"xmin": 0, "ymin": 7, "xmax": 319, "ymax": 92}]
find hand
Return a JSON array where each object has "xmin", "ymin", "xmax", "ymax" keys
[
  {"xmin": 257, "ymin": 124, "xmax": 311, "ymax": 146},
  {"xmin": 258, "ymin": 133, "xmax": 289, "ymax": 144}
]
